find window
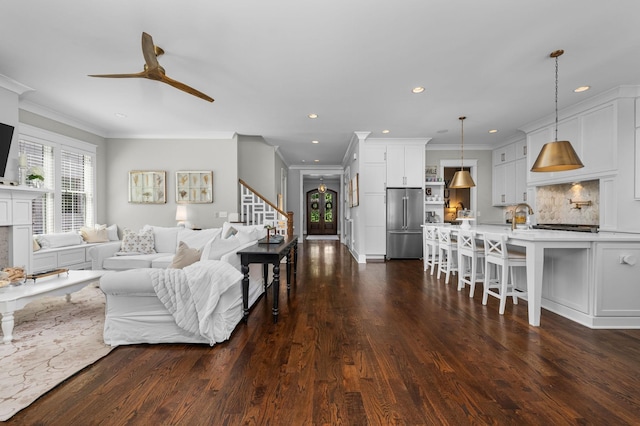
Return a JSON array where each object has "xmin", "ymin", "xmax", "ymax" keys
[
  {"xmin": 19, "ymin": 125, "xmax": 96, "ymax": 234},
  {"xmin": 60, "ymin": 149, "xmax": 94, "ymax": 231},
  {"xmin": 19, "ymin": 139, "xmax": 54, "ymax": 234}
]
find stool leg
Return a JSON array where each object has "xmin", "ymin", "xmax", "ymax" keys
[
  {"xmin": 499, "ymin": 262, "xmax": 509, "ymax": 314},
  {"xmin": 457, "ymin": 253, "xmax": 464, "ymax": 291},
  {"xmin": 509, "ymin": 266, "xmax": 519, "ymax": 305},
  {"xmin": 469, "ymin": 254, "xmax": 477, "ymax": 298}
]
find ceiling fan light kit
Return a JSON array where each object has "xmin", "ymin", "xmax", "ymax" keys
[
  {"xmin": 89, "ymin": 32, "xmax": 214, "ymax": 102},
  {"xmin": 531, "ymin": 49, "xmax": 584, "ymax": 172}
]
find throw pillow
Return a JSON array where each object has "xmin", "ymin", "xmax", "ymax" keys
[
  {"xmin": 106, "ymin": 224, "xmax": 119, "ymax": 241},
  {"xmin": 33, "ymin": 238, "xmax": 40, "ymax": 252},
  {"xmin": 170, "ymin": 241, "xmax": 201, "ymax": 269},
  {"xmin": 119, "ymin": 228, "xmax": 156, "ymax": 254},
  {"xmin": 222, "ymin": 225, "xmax": 238, "ymax": 239},
  {"xmin": 80, "ymin": 225, "xmax": 109, "ymax": 243},
  {"xmin": 201, "ymin": 234, "xmax": 243, "ymax": 260},
  {"xmin": 36, "ymin": 232, "xmax": 85, "ymax": 249}
]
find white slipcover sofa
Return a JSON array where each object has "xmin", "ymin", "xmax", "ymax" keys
[{"xmin": 99, "ymin": 223, "xmax": 270, "ymax": 346}]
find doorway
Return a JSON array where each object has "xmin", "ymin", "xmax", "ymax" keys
[{"xmin": 306, "ymin": 189, "xmax": 338, "ymax": 235}]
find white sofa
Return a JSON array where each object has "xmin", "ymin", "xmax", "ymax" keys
[
  {"xmin": 89, "ymin": 225, "xmax": 222, "ymax": 271},
  {"xmin": 99, "ymin": 223, "xmax": 269, "ymax": 346}
]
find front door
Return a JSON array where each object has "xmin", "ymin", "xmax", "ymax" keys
[{"xmin": 307, "ymin": 189, "xmax": 338, "ymax": 235}]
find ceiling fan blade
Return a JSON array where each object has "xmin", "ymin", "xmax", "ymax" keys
[
  {"xmin": 160, "ymin": 74, "xmax": 214, "ymax": 102},
  {"xmin": 88, "ymin": 71, "xmax": 148, "ymax": 78},
  {"xmin": 141, "ymin": 32, "xmax": 160, "ymax": 70}
]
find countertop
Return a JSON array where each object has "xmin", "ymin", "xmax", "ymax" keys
[{"xmin": 466, "ymin": 224, "xmax": 640, "ymax": 242}]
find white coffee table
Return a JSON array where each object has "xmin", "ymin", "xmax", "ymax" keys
[{"xmin": 0, "ymin": 270, "xmax": 106, "ymax": 344}]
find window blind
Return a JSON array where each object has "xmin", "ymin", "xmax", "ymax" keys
[
  {"xmin": 60, "ymin": 149, "xmax": 94, "ymax": 232},
  {"xmin": 19, "ymin": 139, "xmax": 55, "ymax": 234}
]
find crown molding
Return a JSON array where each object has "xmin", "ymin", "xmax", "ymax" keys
[{"xmin": 0, "ymin": 74, "xmax": 33, "ymax": 95}]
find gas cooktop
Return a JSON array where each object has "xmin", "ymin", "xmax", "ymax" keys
[{"xmin": 532, "ymin": 224, "xmax": 599, "ymax": 233}]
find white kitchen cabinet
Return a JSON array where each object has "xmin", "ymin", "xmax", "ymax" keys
[
  {"xmin": 493, "ymin": 143, "xmax": 515, "ymax": 165},
  {"xmin": 594, "ymin": 243, "xmax": 640, "ymax": 317},
  {"xmin": 363, "ymin": 143, "xmax": 388, "ymax": 258},
  {"xmin": 387, "ymin": 144, "xmax": 424, "ymax": 187},
  {"xmin": 492, "ymin": 138, "xmax": 527, "ymax": 206},
  {"xmin": 492, "ymin": 162, "xmax": 515, "ymax": 205},
  {"xmin": 514, "ymin": 157, "xmax": 528, "ymax": 203},
  {"xmin": 364, "ymin": 193, "xmax": 386, "ymax": 256}
]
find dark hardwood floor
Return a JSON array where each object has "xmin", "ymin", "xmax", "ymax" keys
[{"xmin": 9, "ymin": 241, "xmax": 640, "ymax": 425}]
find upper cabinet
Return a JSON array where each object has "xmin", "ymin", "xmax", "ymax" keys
[
  {"xmin": 387, "ymin": 144, "xmax": 425, "ymax": 187},
  {"xmin": 524, "ymin": 100, "xmax": 619, "ymax": 186},
  {"xmin": 492, "ymin": 137, "xmax": 528, "ymax": 206}
]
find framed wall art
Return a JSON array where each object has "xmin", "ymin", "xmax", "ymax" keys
[
  {"xmin": 176, "ymin": 171, "xmax": 213, "ymax": 203},
  {"xmin": 129, "ymin": 170, "xmax": 166, "ymax": 204}
]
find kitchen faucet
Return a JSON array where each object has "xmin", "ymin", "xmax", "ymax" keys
[{"xmin": 512, "ymin": 203, "xmax": 534, "ymax": 230}]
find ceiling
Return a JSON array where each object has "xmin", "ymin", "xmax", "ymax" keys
[{"xmin": 2, "ymin": 1, "xmax": 639, "ymax": 166}]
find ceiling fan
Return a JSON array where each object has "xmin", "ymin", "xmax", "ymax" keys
[{"xmin": 89, "ymin": 32, "xmax": 214, "ymax": 102}]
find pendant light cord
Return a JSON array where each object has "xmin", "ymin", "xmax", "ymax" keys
[
  {"xmin": 554, "ymin": 54, "xmax": 559, "ymax": 142},
  {"xmin": 459, "ymin": 116, "xmax": 465, "ymax": 171}
]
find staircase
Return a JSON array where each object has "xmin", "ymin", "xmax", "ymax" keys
[{"xmin": 239, "ymin": 179, "xmax": 293, "ymax": 237}]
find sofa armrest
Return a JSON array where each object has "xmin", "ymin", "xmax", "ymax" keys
[{"xmin": 88, "ymin": 241, "xmax": 122, "ymax": 270}]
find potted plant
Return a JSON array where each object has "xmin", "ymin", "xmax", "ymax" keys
[{"xmin": 27, "ymin": 166, "xmax": 44, "ymax": 188}]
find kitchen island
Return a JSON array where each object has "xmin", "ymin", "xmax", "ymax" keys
[{"xmin": 455, "ymin": 224, "xmax": 640, "ymax": 328}]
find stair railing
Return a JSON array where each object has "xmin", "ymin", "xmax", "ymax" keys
[{"xmin": 239, "ymin": 179, "xmax": 294, "ymax": 237}]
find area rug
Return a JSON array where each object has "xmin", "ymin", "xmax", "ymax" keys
[
  {"xmin": 0, "ymin": 285, "xmax": 112, "ymax": 421},
  {"xmin": 305, "ymin": 235, "xmax": 340, "ymax": 241}
]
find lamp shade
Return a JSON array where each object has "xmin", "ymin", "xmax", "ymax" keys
[
  {"xmin": 449, "ymin": 170, "xmax": 475, "ymax": 189},
  {"xmin": 175, "ymin": 205, "xmax": 188, "ymax": 221},
  {"xmin": 530, "ymin": 140, "xmax": 584, "ymax": 172}
]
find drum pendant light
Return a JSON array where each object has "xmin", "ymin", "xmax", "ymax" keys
[
  {"xmin": 449, "ymin": 116, "xmax": 476, "ymax": 188},
  {"xmin": 531, "ymin": 49, "xmax": 584, "ymax": 172}
]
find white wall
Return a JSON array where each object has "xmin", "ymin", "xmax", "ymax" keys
[
  {"xmin": 238, "ymin": 135, "xmax": 277, "ymax": 202},
  {"xmin": 105, "ymin": 137, "xmax": 238, "ymax": 231}
]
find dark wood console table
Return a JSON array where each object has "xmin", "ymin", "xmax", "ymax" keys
[{"xmin": 238, "ymin": 235, "xmax": 298, "ymax": 323}]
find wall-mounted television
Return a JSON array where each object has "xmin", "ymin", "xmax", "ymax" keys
[{"xmin": 0, "ymin": 122, "xmax": 16, "ymax": 178}]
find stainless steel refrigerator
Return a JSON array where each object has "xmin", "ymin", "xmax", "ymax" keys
[{"xmin": 386, "ymin": 187, "xmax": 423, "ymax": 259}]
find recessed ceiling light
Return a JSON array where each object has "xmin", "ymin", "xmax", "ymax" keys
[
  {"xmin": 488, "ymin": 129, "xmax": 498, "ymax": 134},
  {"xmin": 412, "ymin": 87, "xmax": 425, "ymax": 94},
  {"xmin": 301, "ymin": 160, "xmax": 306, "ymax": 162},
  {"xmin": 574, "ymin": 86, "xmax": 590, "ymax": 93},
  {"xmin": 312, "ymin": 140, "xmax": 319, "ymax": 144},
  {"xmin": 114, "ymin": 113, "xmax": 127, "ymax": 119},
  {"xmin": 382, "ymin": 129, "xmax": 390, "ymax": 134},
  {"xmin": 308, "ymin": 113, "xmax": 318, "ymax": 119},
  {"xmin": 314, "ymin": 159, "xmax": 320, "ymax": 163}
]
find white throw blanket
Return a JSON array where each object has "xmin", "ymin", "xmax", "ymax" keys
[{"xmin": 149, "ymin": 260, "xmax": 244, "ymax": 345}]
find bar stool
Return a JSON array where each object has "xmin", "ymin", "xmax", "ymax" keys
[
  {"xmin": 456, "ymin": 229, "xmax": 484, "ymax": 297},
  {"xmin": 437, "ymin": 227, "xmax": 457, "ymax": 284},
  {"xmin": 423, "ymin": 225, "xmax": 439, "ymax": 275},
  {"xmin": 482, "ymin": 232, "xmax": 528, "ymax": 314}
]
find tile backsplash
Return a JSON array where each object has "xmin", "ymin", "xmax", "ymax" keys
[{"xmin": 535, "ymin": 180, "xmax": 599, "ymax": 225}]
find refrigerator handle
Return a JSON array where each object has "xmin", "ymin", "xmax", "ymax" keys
[{"xmin": 403, "ymin": 197, "xmax": 408, "ymax": 229}]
